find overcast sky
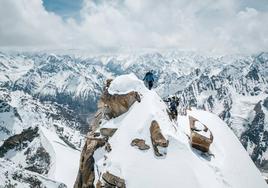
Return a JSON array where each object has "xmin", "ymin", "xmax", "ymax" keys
[{"xmin": 0, "ymin": 0, "xmax": 267, "ymax": 54}]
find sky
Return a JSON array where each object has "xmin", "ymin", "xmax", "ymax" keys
[
  {"xmin": 43, "ymin": 0, "xmax": 83, "ymax": 20},
  {"xmin": 0, "ymin": 0, "xmax": 268, "ymax": 54}
]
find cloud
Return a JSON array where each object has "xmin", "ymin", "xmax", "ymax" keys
[{"xmin": 0, "ymin": 0, "xmax": 267, "ymax": 54}]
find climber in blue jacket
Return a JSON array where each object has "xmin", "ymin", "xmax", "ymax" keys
[{"xmin": 143, "ymin": 71, "xmax": 154, "ymax": 90}]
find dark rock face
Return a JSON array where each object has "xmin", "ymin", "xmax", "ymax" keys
[
  {"xmin": 0, "ymin": 126, "xmax": 52, "ymax": 175},
  {"xmin": 150, "ymin": 120, "xmax": 169, "ymax": 156},
  {"xmin": 74, "ymin": 137, "xmax": 106, "ymax": 188},
  {"xmin": 24, "ymin": 147, "xmax": 51, "ymax": 175},
  {"xmin": 131, "ymin": 138, "xmax": 150, "ymax": 150},
  {"xmin": 0, "ymin": 127, "xmax": 39, "ymax": 157},
  {"xmin": 241, "ymin": 101, "xmax": 268, "ymax": 171}
]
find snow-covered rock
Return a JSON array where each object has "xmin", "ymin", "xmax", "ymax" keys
[{"xmin": 108, "ymin": 73, "xmax": 146, "ymax": 95}]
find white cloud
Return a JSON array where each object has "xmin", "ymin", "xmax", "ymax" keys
[{"xmin": 0, "ymin": 0, "xmax": 267, "ymax": 54}]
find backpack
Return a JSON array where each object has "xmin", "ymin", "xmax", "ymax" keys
[{"xmin": 144, "ymin": 72, "xmax": 154, "ymax": 82}]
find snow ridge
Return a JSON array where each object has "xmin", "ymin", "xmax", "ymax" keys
[{"xmin": 94, "ymin": 74, "xmax": 267, "ymax": 188}]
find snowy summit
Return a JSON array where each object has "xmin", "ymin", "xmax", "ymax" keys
[{"xmin": 75, "ymin": 74, "xmax": 267, "ymax": 188}]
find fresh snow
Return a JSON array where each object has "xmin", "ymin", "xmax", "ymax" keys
[
  {"xmin": 40, "ymin": 127, "xmax": 80, "ymax": 188},
  {"xmin": 95, "ymin": 74, "xmax": 267, "ymax": 188},
  {"xmin": 108, "ymin": 73, "xmax": 147, "ymax": 95}
]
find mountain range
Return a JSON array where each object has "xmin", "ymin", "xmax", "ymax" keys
[{"xmin": 0, "ymin": 50, "xmax": 267, "ymax": 187}]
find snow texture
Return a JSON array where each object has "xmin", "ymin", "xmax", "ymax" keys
[{"xmin": 108, "ymin": 73, "xmax": 147, "ymax": 95}]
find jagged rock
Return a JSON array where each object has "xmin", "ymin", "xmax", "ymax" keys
[
  {"xmin": 100, "ymin": 128, "xmax": 117, "ymax": 137},
  {"xmin": 102, "ymin": 171, "xmax": 126, "ymax": 188},
  {"xmin": 150, "ymin": 120, "xmax": 169, "ymax": 156},
  {"xmin": 131, "ymin": 138, "xmax": 150, "ymax": 150},
  {"xmin": 99, "ymin": 79, "xmax": 141, "ymax": 119},
  {"xmin": 189, "ymin": 116, "xmax": 213, "ymax": 152},
  {"xmin": 0, "ymin": 127, "xmax": 39, "ymax": 157},
  {"xmin": 74, "ymin": 138, "xmax": 106, "ymax": 188},
  {"xmin": 24, "ymin": 147, "xmax": 51, "ymax": 175},
  {"xmin": 241, "ymin": 101, "xmax": 268, "ymax": 171}
]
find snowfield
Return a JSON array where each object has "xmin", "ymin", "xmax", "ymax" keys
[{"xmin": 95, "ymin": 74, "xmax": 267, "ymax": 188}]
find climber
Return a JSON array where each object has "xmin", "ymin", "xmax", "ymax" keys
[
  {"xmin": 169, "ymin": 96, "xmax": 179, "ymax": 120},
  {"xmin": 143, "ymin": 70, "xmax": 155, "ymax": 90}
]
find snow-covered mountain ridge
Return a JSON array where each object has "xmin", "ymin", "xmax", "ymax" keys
[
  {"xmin": 75, "ymin": 74, "xmax": 267, "ymax": 188},
  {"xmin": 0, "ymin": 51, "xmax": 267, "ymax": 186}
]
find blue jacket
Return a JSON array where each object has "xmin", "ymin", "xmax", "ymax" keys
[{"xmin": 143, "ymin": 72, "xmax": 154, "ymax": 82}]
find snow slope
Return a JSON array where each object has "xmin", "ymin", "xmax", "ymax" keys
[
  {"xmin": 95, "ymin": 74, "xmax": 267, "ymax": 188},
  {"xmin": 40, "ymin": 127, "xmax": 80, "ymax": 187}
]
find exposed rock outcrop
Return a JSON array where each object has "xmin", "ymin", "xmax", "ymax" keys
[
  {"xmin": 24, "ymin": 146, "xmax": 51, "ymax": 175},
  {"xmin": 0, "ymin": 127, "xmax": 39, "ymax": 157},
  {"xmin": 89, "ymin": 79, "xmax": 141, "ymax": 134},
  {"xmin": 241, "ymin": 101, "xmax": 268, "ymax": 171},
  {"xmin": 189, "ymin": 116, "xmax": 213, "ymax": 152},
  {"xmin": 99, "ymin": 79, "xmax": 141, "ymax": 119},
  {"xmin": 74, "ymin": 79, "xmax": 141, "ymax": 188},
  {"xmin": 131, "ymin": 138, "xmax": 150, "ymax": 150},
  {"xmin": 74, "ymin": 137, "xmax": 106, "ymax": 188},
  {"xmin": 100, "ymin": 128, "xmax": 117, "ymax": 137},
  {"xmin": 150, "ymin": 120, "xmax": 169, "ymax": 156},
  {"xmin": 101, "ymin": 171, "xmax": 126, "ymax": 188}
]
